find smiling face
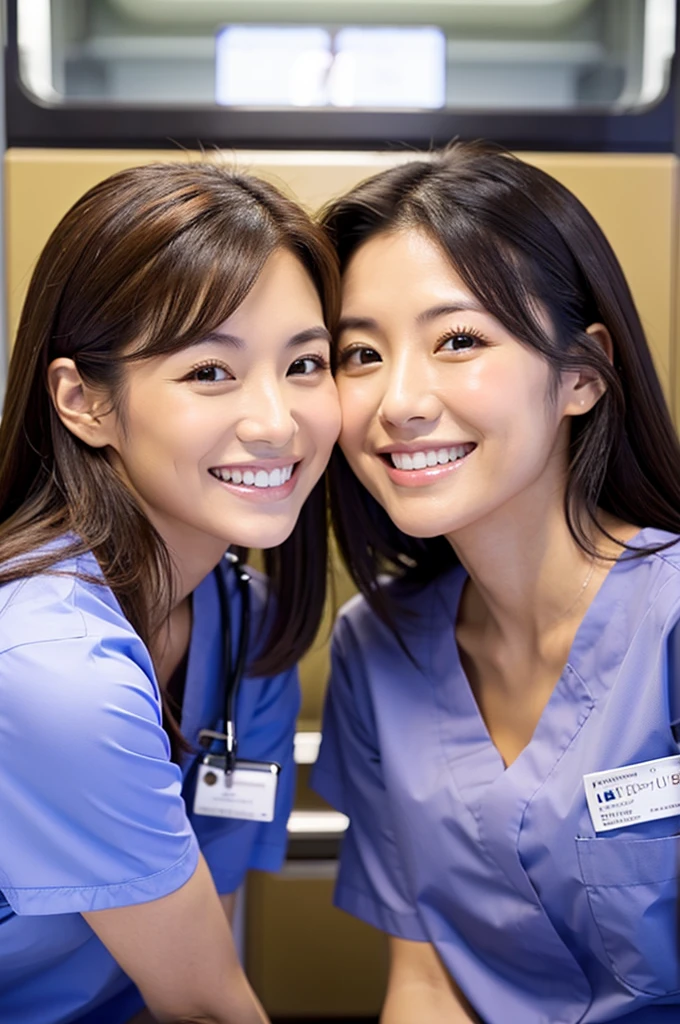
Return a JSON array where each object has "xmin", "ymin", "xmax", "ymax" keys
[
  {"xmin": 100, "ymin": 248, "xmax": 340, "ymax": 565},
  {"xmin": 336, "ymin": 228, "xmax": 590, "ymax": 543}
]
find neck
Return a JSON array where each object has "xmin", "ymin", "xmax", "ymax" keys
[
  {"xmin": 165, "ymin": 535, "xmax": 230, "ymax": 610},
  {"xmin": 446, "ymin": 494, "xmax": 623, "ymax": 648}
]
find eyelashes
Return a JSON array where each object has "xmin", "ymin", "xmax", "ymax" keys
[
  {"xmin": 336, "ymin": 325, "xmax": 490, "ymax": 368},
  {"xmin": 435, "ymin": 326, "xmax": 489, "ymax": 352},
  {"xmin": 335, "ymin": 344, "xmax": 381, "ymax": 369},
  {"xmin": 184, "ymin": 352, "xmax": 331, "ymax": 384},
  {"xmin": 287, "ymin": 353, "xmax": 331, "ymax": 376},
  {"xmin": 184, "ymin": 360, "xmax": 233, "ymax": 383}
]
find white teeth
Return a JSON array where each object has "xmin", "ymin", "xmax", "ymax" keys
[
  {"xmin": 212, "ymin": 464, "xmax": 295, "ymax": 488},
  {"xmin": 390, "ymin": 447, "xmax": 470, "ymax": 471}
]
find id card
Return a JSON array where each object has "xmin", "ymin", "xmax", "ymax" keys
[
  {"xmin": 194, "ymin": 756, "xmax": 280, "ymax": 822},
  {"xmin": 584, "ymin": 754, "xmax": 680, "ymax": 833}
]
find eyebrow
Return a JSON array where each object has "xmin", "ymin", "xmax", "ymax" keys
[
  {"xmin": 198, "ymin": 326, "xmax": 332, "ymax": 349},
  {"xmin": 337, "ymin": 301, "xmax": 486, "ymax": 335},
  {"xmin": 416, "ymin": 301, "xmax": 486, "ymax": 324}
]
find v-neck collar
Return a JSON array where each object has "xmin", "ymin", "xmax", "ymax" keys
[{"xmin": 428, "ymin": 527, "xmax": 660, "ymax": 796}]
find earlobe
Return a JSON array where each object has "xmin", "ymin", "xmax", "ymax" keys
[{"xmin": 47, "ymin": 358, "xmax": 115, "ymax": 449}]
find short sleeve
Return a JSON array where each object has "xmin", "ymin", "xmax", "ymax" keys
[
  {"xmin": 0, "ymin": 634, "xmax": 198, "ymax": 916},
  {"xmin": 311, "ymin": 618, "xmax": 426, "ymax": 941},
  {"xmin": 190, "ymin": 663, "xmax": 300, "ymax": 894}
]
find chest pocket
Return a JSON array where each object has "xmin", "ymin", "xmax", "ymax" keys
[{"xmin": 576, "ymin": 834, "xmax": 680, "ymax": 996}]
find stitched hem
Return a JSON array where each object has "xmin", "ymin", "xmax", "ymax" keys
[
  {"xmin": 334, "ymin": 882, "xmax": 427, "ymax": 941},
  {"xmin": 6, "ymin": 836, "xmax": 199, "ymax": 916}
]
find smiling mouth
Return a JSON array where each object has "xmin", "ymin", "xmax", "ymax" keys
[
  {"xmin": 209, "ymin": 464, "xmax": 296, "ymax": 489},
  {"xmin": 381, "ymin": 444, "xmax": 476, "ymax": 471}
]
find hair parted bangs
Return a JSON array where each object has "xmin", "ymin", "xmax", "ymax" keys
[{"xmin": 50, "ymin": 164, "xmax": 339, "ymax": 379}]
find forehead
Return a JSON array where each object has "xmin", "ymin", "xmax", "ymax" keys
[
  {"xmin": 342, "ymin": 228, "xmax": 474, "ymax": 312},
  {"xmin": 224, "ymin": 247, "xmax": 323, "ymax": 328}
]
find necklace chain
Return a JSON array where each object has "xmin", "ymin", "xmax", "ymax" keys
[{"xmin": 557, "ymin": 557, "xmax": 596, "ymax": 624}]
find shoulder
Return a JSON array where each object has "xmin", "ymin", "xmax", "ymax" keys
[
  {"xmin": 646, "ymin": 530, "xmax": 680, "ymax": 575},
  {"xmin": 333, "ymin": 565, "xmax": 463, "ymax": 662},
  {"xmin": 617, "ymin": 529, "xmax": 680, "ymax": 613},
  {"xmin": 0, "ymin": 545, "xmax": 158, "ymax": 732},
  {"xmin": 0, "ymin": 545, "xmax": 140, "ymax": 652}
]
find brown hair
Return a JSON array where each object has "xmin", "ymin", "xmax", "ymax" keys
[
  {"xmin": 0, "ymin": 161, "xmax": 339, "ymax": 757},
  {"xmin": 322, "ymin": 142, "xmax": 680, "ymax": 623}
]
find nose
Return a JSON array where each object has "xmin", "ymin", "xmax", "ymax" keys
[
  {"xmin": 236, "ymin": 375, "xmax": 297, "ymax": 449},
  {"xmin": 378, "ymin": 349, "xmax": 442, "ymax": 430}
]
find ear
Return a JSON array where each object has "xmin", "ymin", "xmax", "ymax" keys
[
  {"xmin": 47, "ymin": 358, "xmax": 118, "ymax": 449},
  {"xmin": 562, "ymin": 322, "xmax": 613, "ymax": 417}
]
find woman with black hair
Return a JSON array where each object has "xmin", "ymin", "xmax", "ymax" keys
[
  {"xmin": 0, "ymin": 162, "xmax": 340, "ymax": 1023},
  {"xmin": 312, "ymin": 143, "xmax": 680, "ymax": 1022}
]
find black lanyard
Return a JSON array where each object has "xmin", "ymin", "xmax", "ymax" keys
[{"xmin": 198, "ymin": 553, "xmax": 250, "ymax": 774}]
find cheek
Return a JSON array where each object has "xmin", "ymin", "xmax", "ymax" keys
[
  {"xmin": 337, "ymin": 377, "xmax": 377, "ymax": 448},
  {"xmin": 298, "ymin": 383, "xmax": 342, "ymax": 449}
]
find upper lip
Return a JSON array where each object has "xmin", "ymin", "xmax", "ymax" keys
[
  {"xmin": 376, "ymin": 442, "xmax": 475, "ymax": 455},
  {"xmin": 209, "ymin": 458, "xmax": 300, "ymax": 472}
]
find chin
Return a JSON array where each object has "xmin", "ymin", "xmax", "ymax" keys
[
  {"xmin": 382, "ymin": 507, "xmax": 455, "ymax": 541},
  {"xmin": 232, "ymin": 523, "xmax": 298, "ymax": 551}
]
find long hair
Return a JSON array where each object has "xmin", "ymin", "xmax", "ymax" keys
[
  {"xmin": 0, "ymin": 162, "xmax": 340, "ymax": 758},
  {"xmin": 322, "ymin": 142, "xmax": 680, "ymax": 619}
]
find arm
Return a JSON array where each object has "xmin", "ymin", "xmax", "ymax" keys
[
  {"xmin": 124, "ymin": 891, "xmax": 242, "ymax": 1024},
  {"xmin": 382, "ymin": 938, "xmax": 481, "ymax": 1024},
  {"xmin": 220, "ymin": 892, "xmax": 237, "ymax": 924},
  {"xmin": 86, "ymin": 855, "xmax": 267, "ymax": 1024}
]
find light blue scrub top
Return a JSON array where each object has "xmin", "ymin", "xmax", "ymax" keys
[
  {"xmin": 0, "ymin": 546, "xmax": 299, "ymax": 1024},
  {"xmin": 313, "ymin": 528, "xmax": 680, "ymax": 1024}
]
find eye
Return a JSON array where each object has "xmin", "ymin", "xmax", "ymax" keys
[
  {"xmin": 337, "ymin": 345, "xmax": 382, "ymax": 369},
  {"xmin": 436, "ymin": 328, "xmax": 487, "ymax": 354},
  {"xmin": 287, "ymin": 354, "xmax": 330, "ymax": 376},
  {"xmin": 189, "ymin": 363, "xmax": 233, "ymax": 383}
]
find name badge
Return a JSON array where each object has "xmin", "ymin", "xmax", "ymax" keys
[
  {"xmin": 584, "ymin": 754, "xmax": 680, "ymax": 833},
  {"xmin": 194, "ymin": 755, "xmax": 280, "ymax": 822}
]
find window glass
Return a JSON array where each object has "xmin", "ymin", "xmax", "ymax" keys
[{"xmin": 17, "ymin": 0, "xmax": 676, "ymax": 111}]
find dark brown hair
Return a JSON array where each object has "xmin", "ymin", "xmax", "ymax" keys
[
  {"xmin": 0, "ymin": 161, "xmax": 339, "ymax": 757},
  {"xmin": 322, "ymin": 142, "xmax": 680, "ymax": 618}
]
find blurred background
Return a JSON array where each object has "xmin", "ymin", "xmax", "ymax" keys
[{"xmin": 2, "ymin": 1, "xmax": 679, "ymax": 1020}]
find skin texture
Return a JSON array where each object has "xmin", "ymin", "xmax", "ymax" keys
[
  {"xmin": 336, "ymin": 228, "xmax": 600, "ymax": 545},
  {"xmin": 336, "ymin": 227, "xmax": 635, "ymax": 1019},
  {"xmin": 49, "ymin": 248, "xmax": 341, "ymax": 604},
  {"xmin": 84, "ymin": 856, "xmax": 266, "ymax": 1024},
  {"xmin": 382, "ymin": 938, "xmax": 481, "ymax": 1024},
  {"xmin": 47, "ymin": 250, "xmax": 342, "ymax": 1024},
  {"xmin": 124, "ymin": 895, "xmax": 237, "ymax": 1024}
]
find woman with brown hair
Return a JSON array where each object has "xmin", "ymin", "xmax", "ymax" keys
[
  {"xmin": 312, "ymin": 143, "xmax": 680, "ymax": 1022},
  {"xmin": 0, "ymin": 162, "xmax": 340, "ymax": 1023}
]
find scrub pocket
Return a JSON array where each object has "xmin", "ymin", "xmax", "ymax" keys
[{"xmin": 576, "ymin": 834, "xmax": 680, "ymax": 996}]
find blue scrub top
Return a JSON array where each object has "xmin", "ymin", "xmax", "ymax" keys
[
  {"xmin": 313, "ymin": 527, "xmax": 680, "ymax": 1024},
  {"xmin": 0, "ymin": 544, "xmax": 299, "ymax": 1024}
]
